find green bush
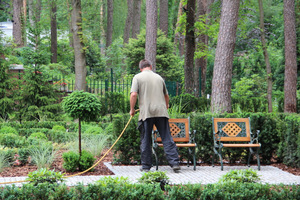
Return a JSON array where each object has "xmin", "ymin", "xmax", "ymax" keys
[
  {"xmin": 0, "ymin": 126, "xmax": 18, "ymax": 135},
  {"xmin": 0, "ymin": 148, "xmax": 16, "ymax": 163},
  {"xmin": 62, "ymin": 150, "xmax": 96, "ymax": 172},
  {"xmin": 48, "ymin": 130, "xmax": 76, "ymax": 144},
  {"xmin": 79, "ymin": 150, "xmax": 96, "ymax": 171},
  {"xmin": 62, "ymin": 151, "xmax": 79, "ymax": 172},
  {"xmin": 18, "ymin": 147, "xmax": 30, "ymax": 165},
  {"xmin": 84, "ymin": 126, "xmax": 103, "ymax": 135},
  {"xmin": 27, "ymin": 132, "xmax": 48, "ymax": 145},
  {"xmin": 29, "ymin": 142, "xmax": 56, "ymax": 169},
  {"xmin": 99, "ymin": 92, "xmax": 129, "ymax": 116},
  {"xmin": 138, "ymin": 171, "xmax": 169, "ymax": 190},
  {"xmin": 52, "ymin": 125, "xmax": 66, "ymax": 132},
  {"xmin": 218, "ymin": 169, "xmax": 261, "ymax": 184},
  {"xmin": 26, "ymin": 168, "xmax": 65, "ymax": 186},
  {"xmin": 0, "ymin": 133, "xmax": 27, "ymax": 148}
]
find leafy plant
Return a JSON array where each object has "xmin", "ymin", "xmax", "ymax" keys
[
  {"xmin": 62, "ymin": 151, "xmax": 79, "ymax": 172},
  {"xmin": 29, "ymin": 143, "xmax": 57, "ymax": 169},
  {"xmin": 81, "ymin": 134, "xmax": 109, "ymax": 157},
  {"xmin": 52, "ymin": 125, "xmax": 66, "ymax": 132},
  {"xmin": 218, "ymin": 169, "xmax": 261, "ymax": 184},
  {"xmin": 0, "ymin": 151, "xmax": 9, "ymax": 172},
  {"xmin": 0, "ymin": 133, "xmax": 27, "ymax": 148},
  {"xmin": 62, "ymin": 150, "xmax": 96, "ymax": 172},
  {"xmin": 26, "ymin": 168, "xmax": 65, "ymax": 186},
  {"xmin": 138, "ymin": 171, "xmax": 169, "ymax": 190},
  {"xmin": 27, "ymin": 132, "xmax": 48, "ymax": 145},
  {"xmin": 0, "ymin": 126, "xmax": 18, "ymax": 135}
]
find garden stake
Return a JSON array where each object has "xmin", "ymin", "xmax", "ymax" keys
[{"xmin": 0, "ymin": 110, "xmax": 139, "ymax": 185}]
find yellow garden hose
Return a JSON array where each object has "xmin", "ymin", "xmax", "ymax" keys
[{"xmin": 0, "ymin": 110, "xmax": 138, "ymax": 185}]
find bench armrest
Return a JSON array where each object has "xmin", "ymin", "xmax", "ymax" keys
[
  {"xmin": 250, "ymin": 130, "xmax": 260, "ymax": 144},
  {"xmin": 189, "ymin": 130, "xmax": 196, "ymax": 143}
]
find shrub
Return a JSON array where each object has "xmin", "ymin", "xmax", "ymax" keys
[
  {"xmin": 81, "ymin": 134, "xmax": 109, "ymax": 157},
  {"xmin": 62, "ymin": 150, "xmax": 96, "ymax": 172},
  {"xmin": 218, "ymin": 169, "xmax": 261, "ymax": 184},
  {"xmin": 84, "ymin": 126, "xmax": 103, "ymax": 135},
  {"xmin": 0, "ymin": 126, "xmax": 18, "ymax": 135},
  {"xmin": 0, "ymin": 133, "xmax": 27, "ymax": 148},
  {"xmin": 26, "ymin": 168, "xmax": 65, "ymax": 186},
  {"xmin": 62, "ymin": 151, "xmax": 79, "ymax": 172},
  {"xmin": 52, "ymin": 125, "xmax": 66, "ymax": 132},
  {"xmin": 0, "ymin": 151, "xmax": 10, "ymax": 172},
  {"xmin": 78, "ymin": 150, "xmax": 96, "ymax": 171},
  {"xmin": 138, "ymin": 171, "xmax": 169, "ymax": 190},
  {"xmin": 18, "ymin": 147, "xmax": 30, "ymax": 165},
  {"xmin": 27, "ymin": 132, "xmax": 48, "ymax": 145}
]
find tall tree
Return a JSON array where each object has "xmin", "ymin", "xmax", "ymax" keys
[
  {"xmin": 283, "ymin": 0, "xmax": 297, "ymax": 113},
  {"xmin": 175, "ymin": 0, "xmax": 185, "ymax": 57},
  {"xmin": 159, "ymin": 0, "xmax": 168, "ymax": 36},
  {"xmin": 124, "ymin": 0, "xmax": 134, "ymax": 44},
  {"xmin": 131, "ymin": 0, "xmax": 141, "ymax": 39},
  {"xmin": 195, "ymin": 0, "xmax": 208, "ymax": 97},
  {"xmin": 71, "ymin": 0, "xmax": 87, "ymax": 91},
  {"xmin": 211, "ymin": 0, "xmax": 240, "ymax": 113},
  {"xmin": 106, "ymin": 0, "xmax": 113, "ymax": 48},
  {"xmin": 184, "ymin": 0, "xmax": 196, "ymax": 94},
  {"xmin": 145, "ymin": 0, "xmax": 158, "ymax": 71},
  {"xmin": 12, "ymin": 0, "xmax": 24, "ymax": 47},
  {"xmin": 50, "ymin": 0, "xmax": 57, "ymax": 63},
  {"xmin": 258, "ymin": 0, "xmax": 272, "ymax": 112}
]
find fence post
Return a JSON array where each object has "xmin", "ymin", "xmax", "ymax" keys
[{"xmin": 111, "ymin": 68, "xmax": 113, "ymax": 93}]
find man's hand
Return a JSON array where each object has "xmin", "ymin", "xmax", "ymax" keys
[{"xmin": 130, "ymin": 108, "xmax": 136, "ymax": 116}]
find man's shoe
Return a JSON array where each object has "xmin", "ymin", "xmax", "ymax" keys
[
  {"xmin": 140, "ymin": 167, "xmax": 150, "ymax": 172},
  {"xmin": 171, "ymin": 165, "xmax": 181, "ymax": 172}
]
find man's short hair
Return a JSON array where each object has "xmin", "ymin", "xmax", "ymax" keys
[{"xmin": 139, "ymin": 59, "xmax": 152, "ymax": 69}]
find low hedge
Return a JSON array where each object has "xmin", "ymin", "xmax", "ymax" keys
[
  {"xmin": 112, "ymin": 112, "xmax": 300, "ymax": 168},
  {"xmin": 0, "ymin": 181, "xmax": 299, "ymax": 199}
]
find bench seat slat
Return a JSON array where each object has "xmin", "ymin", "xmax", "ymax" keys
[
  {"xmin": 222, "ymin": 143, "xmax": 261, "ymax": 148},
  {"xmin": 157, "ymin": 143, "xmax": 196, "ymax": 147}
]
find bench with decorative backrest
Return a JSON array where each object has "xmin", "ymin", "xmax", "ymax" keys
[
  {"xmin": 152, "ymin": 118, "xmax": 197, "ymax": 170},
  {"xmin": 212, "ymin": 117, "xmax": 261, "ymax": 170}
]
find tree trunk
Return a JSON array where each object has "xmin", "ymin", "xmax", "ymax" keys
[
  {"xmin": 195, "ymin": 0, "xmax": 208, "ymax": 97},
  {"xmin": 124, "ymin": 0, "xmax": 134, "ymax": 44},
  {"xmin": 283, "ymin": 0, "xmax": 297, "ymax": 113},
  {"xmin": 159, "ymin": 0, "xmax": 168, "ymax": 36},
  {"xmin": 106, "ymin": 0, "xmax": 113, "ymax": 48},
  {"xmin": 258, "ymin": 0, "xmax": 272, "ymax": 112},
  {"xmin": 211, "ymin": 0, "xmax": 240, "ymax": 113},
  {"xmin": 13, "ymin": 0, "xmax": 24, "ymax": 47},
  {"xmin": 132, "ymin": 0, "xmax": 141, "ymax": 39},
  {"xmin": 71, "ymin": 0, "xmax": 87, "ymax": 91},
  {"xmin": 184, "ymin": 0, "xmax": 196, "ymax": 94},
  {"xmin": 175, "ymin": 1, "xmax": 185, "ymax": 56},
  {"xmin": 145, "ymin": 0, "xmax": 158, "ymax": 71},
  {"xmin": 51, "ymin": 0, "xmax": 57, "ymax": 63}
]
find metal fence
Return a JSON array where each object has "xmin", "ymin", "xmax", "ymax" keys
[{"xmin": 52, "ymin": 76, "xmax": 181, "ymax": 97}]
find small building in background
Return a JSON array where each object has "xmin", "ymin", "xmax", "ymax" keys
[{"xmin": 9, "ymin": 64, "xmax": 25, "ymax": 79}]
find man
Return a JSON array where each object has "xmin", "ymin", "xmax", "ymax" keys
[{"xmin": 130, "ymin": 59, "xmax": 181, "ymax": 172}]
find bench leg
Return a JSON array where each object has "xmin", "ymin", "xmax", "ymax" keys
[
  {"xmin": 192, "ymin": 147, "xmax": 196, "ymax": 170},
  {"xmin": 152, "ymin": 148, "xmax": 159, "ymax": 170},
  {"xmin": 256, "ymin": 148, "xmax": 260, "ymax": 171},
  {"xmin": 214, "ymin": 147, "xmax": 223, "ymax": 170},
  {"xmin": 247, "ymin": 148, "xmax": 252, "ymax": 167}
]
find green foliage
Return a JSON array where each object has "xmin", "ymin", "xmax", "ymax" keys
[
  {"xmin": 29, "ymin": 143, "xmax": 57, "ymax": 169},
  {"xmin": 112, "ymin": 114, "xmax": 141, "ymax": 164},
  {"xmin": 18, "ymin": 147, "xmax": 30, "ymax": 165},
  {"xmin": 78, "ymin": 150, "xmax": 96, "ymax": 171},
  {"xmin": 52, "ymin": 125, "xmax": 66, "ymax": 132},
  {"xmin": 62, "ymin": 150, "xmax": 96, "ymax": 172},
  {"xmin": 0, "ymin": 126, "xmax": 18, "ymax": 135},
  {"xmin": 138, "ymin": 171, "xmax": 169, "ymax": 190},
  {"xmin": 99, "ymin": 92, "xmax": 129, "ymax": 116},
  {"xmin": 0, "ymin": 151, "xmax": 10, "ymax": 172},
  {"xmin": 62, "ymin": 90, "xmax": 101, "ymax": 122},
  {"xmin": 26, "ymin": 168, "xmax": 65, "ymax": 186},
  {"xmin": 170, "ymin": 94, "xmax": 210, "ymax": 114},
  {"xmin": 0, "ymin": 133, "xmax": 27, "ymax": 148},
  {"xmin": 124, "ymin": 29, "xmax": 183, "ymax": 82},
  {"xmin": 218, "ymin": 169, "xmax": 261, "ymax": 184},
  {"xmin": 62, "ymin": 151, "xmax": 80, "ymax": 172},
  {"xmin": 27, "ymin": 132, "xmax": 48, "ymax": 145}
]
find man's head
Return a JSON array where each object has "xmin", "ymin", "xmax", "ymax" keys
[{"xmin": 139, "ymin": 59, "xmax": 152, "ymax": 70}]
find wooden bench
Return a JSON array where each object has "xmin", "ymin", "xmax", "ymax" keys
[
  {"xmin": 212, "ymin": 117, "xmax": 261, "ymax": 170},
  {"xmin": 152, "ymin": 118, "xmax": 197, "ymax": 170}
]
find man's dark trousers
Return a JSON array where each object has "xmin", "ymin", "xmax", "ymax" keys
[{"xmin": 140, "ymin": 117, "xmax": 179, "ymax": 170}]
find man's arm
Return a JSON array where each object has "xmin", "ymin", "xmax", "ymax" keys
[
  {"xmin": 165, "ymin": 94, "xmax": 169, "ymax": 109},
  {"xmin": 130, "ymin": 92, "xmax": 138, "ymax": 116}
]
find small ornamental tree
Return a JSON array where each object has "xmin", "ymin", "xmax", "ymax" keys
[{"xmin": 62, "ymin": 90, "xmax": 102, "ymax": 156}]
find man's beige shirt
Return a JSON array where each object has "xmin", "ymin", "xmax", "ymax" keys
[{"xmin": 131, "ymin": 69, "xmax": 169, "ymax": 121}]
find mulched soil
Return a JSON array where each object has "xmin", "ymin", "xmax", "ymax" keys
[{"xmin": 0, "ymin": 149, "xmax": 299, "ymax": 177}]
